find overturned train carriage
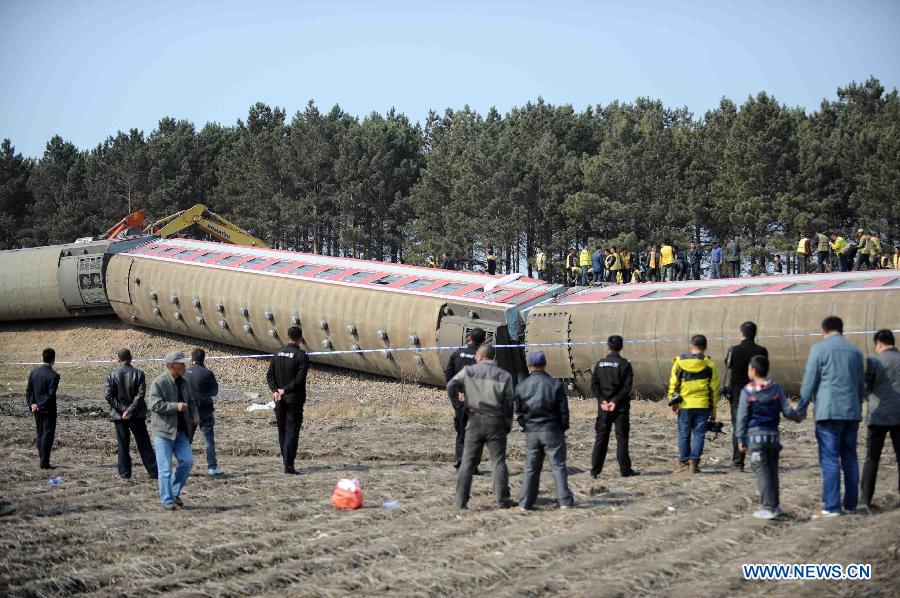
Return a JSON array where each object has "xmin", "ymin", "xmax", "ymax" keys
[
  {"xmin": 526, "ymin": 271, "xmax": 900, "ymax": 397},
  {"xmin": 103, "ymin": 239, "xmax": 564, "ymax": 385}
]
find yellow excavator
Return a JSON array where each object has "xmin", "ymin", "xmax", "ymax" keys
[{"xmin": 103, "ymin": 203, "xmax": 268, "ymax": 248}]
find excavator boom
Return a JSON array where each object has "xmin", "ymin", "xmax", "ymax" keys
[{"xmin": 144, "ymin": 204, "xmax": 268, "ymax": 248}]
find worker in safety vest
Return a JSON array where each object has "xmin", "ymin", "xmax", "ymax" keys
[
  {"xmin": 814, "ymin": 231, "xmax": 830, "ymax": 273},
  {"xmin": 867, "ymin": 231, "xmax": 883, "ymax": 268},
  {"xmin": 620, "ymin": 249, "xmax": 633, "ymax": 284},
  {"xmin": 894, "ymin": 245, "xmax": 900, "ymax": 270},
  {"xmin": 855, "ymin": 229, "xmax": 871, "ymax": 271},
  {"xmin": 660, "ymin": 241, "xmax": 676, "ymax": 282},
  {"xmin": 830, "ymin": 234, "xmax": 850, "ymax": 272},
  {"xmin": 606, "ymin": 247, "xmax": 622, "ymax": 284},
  {"xmin": 796, "ymin": 234, "xmax": 811, "ymax": 274},
  {"xmin": 579, "ymin": 246, "xmax": 592, "ymax": 286},
  {"xmin": 534, "ymin": 246, "xmax": 548, "ymax": 282}
]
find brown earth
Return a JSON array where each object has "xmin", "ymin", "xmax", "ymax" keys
[{"xmin": 0, "ymin": 318, "xmax": 897, "ymax": 597}]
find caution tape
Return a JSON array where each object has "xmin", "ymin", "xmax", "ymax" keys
[{"xmin": 2, "ymin": 329, "xmax": 897, "ymax": 367}]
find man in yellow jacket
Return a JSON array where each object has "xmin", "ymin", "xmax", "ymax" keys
[
  {"xmin": 667, "ymin": 334, "xmax": 719, "ymax": 474},
  {"xmin": 830, "ymin": 234, "xmax": 850, "ymax": 272},
  {"xmin": 796, "ymin": 234, "xmax": 811, "ymax": 274},
  {"xmin": 578, "ymin": 246, "xmax": 592, "ymax": 286},
  {"xmin": 535, "ymin": 246, "xmax": 548, "ymax": 282},
  {"xmin": 660, "ymin": 241, "xmax": 675, "ymax": 282}
]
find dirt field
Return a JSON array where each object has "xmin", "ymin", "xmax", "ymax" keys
[{"xmin": 1, "ymin": 318, "xmax": 897, "ymax": 597}]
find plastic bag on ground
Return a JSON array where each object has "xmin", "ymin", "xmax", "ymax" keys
[{"xmin": 331, "ymin": 477, "xmax": 364, "ymax": 510}]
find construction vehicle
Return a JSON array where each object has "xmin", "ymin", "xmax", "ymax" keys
[
  {"xmin": 144, "ymin": 204, "xmax": 268, "ymax": 248},
  {"xmin": 102, "ymin": 210, "xmax": 147, "ymax": 240}
]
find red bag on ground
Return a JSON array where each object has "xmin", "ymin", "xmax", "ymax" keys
[{"xmin": 331, "ymin": 478, "xmax": 364, "ymax": 510}]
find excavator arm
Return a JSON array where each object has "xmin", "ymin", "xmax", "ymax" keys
[{"xmin": 145, "ymin": 204, "xmax": 268, "ymax": 248}]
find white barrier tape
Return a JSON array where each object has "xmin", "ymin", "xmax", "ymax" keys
[{"xmin": 2, "ymin": 329, "xmax": 897, "ymax": 367}]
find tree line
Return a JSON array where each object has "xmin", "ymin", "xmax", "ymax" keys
[{"xmin": 1, "ymin": 77, "xmax": 898, "ymax": 277}]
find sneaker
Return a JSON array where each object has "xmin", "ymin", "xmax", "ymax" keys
[
  {"xmin": 560, "ymin": 504, "xmax": 575, "ymax": 510},
  {"xmin": 162, "ymin": 503, "xmax": 177, "ymax": 511},
  {"xmin": 754, "ymin": 509, "xmax": 777, "ymax": 520},
  {"xmin": 772, "ymin": 506, "xmax": 786, "ymax": 517},
  {"xmin": 208, "ymin": 466, "xmax": 225, "ymax": 477},
  {"xmin": 811, "ymin": 509, "xmax": 841, "ymax": 519},
  {"xmin": 174, "ymin": 496, "xmax": 184, "ymax": 508},
  {"xmin": 519, "ymin": 506, "xmax": 532, "ymax": 512}
]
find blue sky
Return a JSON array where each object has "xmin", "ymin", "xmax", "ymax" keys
[{"xmin": 1, "ymin": 0, "xmax": 898, "ymax": 157}]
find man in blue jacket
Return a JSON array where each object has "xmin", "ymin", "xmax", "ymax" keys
[
  {"xmin": 187, "ymin": 348, "xmax": 224, "ymax": 477},
  {"xmin": 796, "ymin": 316, "xmax": 865, "ymax": 518}
]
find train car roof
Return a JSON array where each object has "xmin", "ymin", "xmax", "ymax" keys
[
  {"xmin": 123, "ymin": 238, "xmax": 565, "ymax": 308},
  {"xmin": 551, "ymin": 270, "xmax": 900, "ymax": 305}
]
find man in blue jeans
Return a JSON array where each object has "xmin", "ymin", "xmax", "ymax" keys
[
  {"xmin": 148, "ymin": 351, "xmax": 199, "ymax": 511},
  {"xmin": 187, "ymin": 348, "xmax": 224, "ymax": 477},
  {"xmin": 667, "ymin": 335, "xmax": 719, "ymax": 474},
  {"xmin": 796, "ymin": 316, "xmax": 865, "ymax": 518}
]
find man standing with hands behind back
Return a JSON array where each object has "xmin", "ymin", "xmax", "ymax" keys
[
  {"xmin": 148, "ymin": 351, "xmax": 199, "ymax": 510},
  {"xmin": 267, "ymin": 326, "xmax": 309, "ymax": 475},
  {"xmin": 27, "ymin": 348, "xmax": 60, "ymax": 470},
  {"xmin": 590, "ymin": 335, "xmax": 640, "ymax": 479}
]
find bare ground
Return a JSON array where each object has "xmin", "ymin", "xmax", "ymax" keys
[{"xmin": 0, "ymin": 318, "xmax": 897, "ymax": 597}]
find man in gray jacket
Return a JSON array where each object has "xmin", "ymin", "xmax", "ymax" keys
[
  {"xmin": 860, "ymin": 329, "xmax": 900, "ymax": 508},
  {"xmin": 516, "ymin": 351, "xmax": 574, "ymax": 510},
  {"xmin": 106, "ymin": 348, "xmax": 157, "ymax": 480},
  {"xmin": 796, "ymin": 316, "xmax": 865, "ymax": 518},
  {"xmin": 447, "ymin": 344, "xmax": 515, "ymax": 510},
  {"xmin": 148, "ymin": 351, "xmax": 199, "ymax": 510},
  {"xmin": 726, "ymin": 237, "xmax": 741, "ymax": 278}
]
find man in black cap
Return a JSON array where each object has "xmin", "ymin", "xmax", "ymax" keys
[
  {"xmin": 516, "ymin": 350, "xmax": 575, "ymax": 510},
  {"xmin": 267, "ymin": 326, "xmax": 309, "ymax": 474},
  {"xmin": 105, "ymin": 348, "xmax": 157, "ymax": 480},
  {"xmin": 590, "ymin": 335, "xmax": 639, "ymax": 478},
  {"xmin": 148, "ymin": 351, "xmax": 199, "ymax": 510},
  {"xmin": 444, "ymin": 328, "xmax": 486, "ymax": 471},
  {"xmin": 720, "ymin": 321, "xmax": 768, "ymax": 472},
  {"xmin": 26, "ymin": 348, "xmax": 60, "ymax": 469}
]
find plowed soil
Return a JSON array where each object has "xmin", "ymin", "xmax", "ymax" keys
[{"xmin": 1, "ymin": 318, "xmax": 897, "ymax": 597}]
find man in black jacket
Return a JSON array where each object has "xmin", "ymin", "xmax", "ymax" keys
[
  {"xmin": 721, "ymin": 321, "xmax": 768, "ymax": 472},
  {"xmin": 516, "ymin": 351, "xmax": 574, "ymax": 510},
  {"xmin": 590, "ymin": 336, "xmax": 639, "ymax": 478},
  {"xmin": 105, "ymin": 349, "xmax": 157, "ymax": 479},
  {"xmin": 187, "ymin": 348, "xmax": 224, "ymax": 477},
  {"xmin": 27, "ymin": 348, "xmax": 60, "ymax": 469},
  {"xmin": 444, "ymin": 328, "xmax": 486, "ymax": 470},
  {"xmin": 266, "ymin": 326, "xmax": 309, "ymax": 474}
]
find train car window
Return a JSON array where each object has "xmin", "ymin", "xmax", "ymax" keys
[
  {"xmin": 402, "ymin": 278, "xmax": 436, "ymax": 290},
  {"xmin": 372, "ymin": 274, "xmax": 403, "ymax": 285},
  {"xmin": 781, "ymin": 282, "xmax": 820, "ymax": 292},
  {"xmin": 343, "ymin": 271, "xmax": 376, "ymax": 282},
  {"xmin": 600, "ymin": 292, "xmax": 627, "ymax": 300},
  {"xmin": 833, "ymin": 279, "xmax": 872, "ymax": 289},
  {"xmin": 155, "ymin": 247, "xmax": 179, "ymax": 255},
  {"xmin": 173, "ymin": 249, "xmax": 197, "ymax": 258},
  {"xmin": 483, "ymin": 289, "xmax": 512, "ymax": 300},
  {"xmin": 641, "ymin": 290, "xmax": 672, "ymax": 299},
  {"xmin": 464, "ymin": 287, "xmax": 485, "ymax": 297},
  {"xmin": 884, "ymin": 277, "xmax": 900, "ymax": 288},
  {"xmin": 237, "ymin": 258, "xmax": 268, "ymax": 268},
  {"xmin": 687, "ymin": 287, "xmax": 724, "ymax": 297},
  {"xmin": 435, "ymin": 283, "xmax": 467, "ymax": 294},
  {"xmin": 216, "ymin": 255, "xmax": 245, "ymax": 265},
  {"xmin": 288, "ymin": 264, "xmax": 318, "ymax": 275},
  {"xmin": 314, "ymin": 268, "xmax": 348, "ymax": 278},
  {"xmin": 192, "ymin": 252, "xmax": 224, "ymax": 262},
  {"xmin": 262, "ymin": 261, "xmax": 291, "ymax": 271},
  {"xmin": 731, "ymin": 284, "xmax": 773, "ymax": 295}
]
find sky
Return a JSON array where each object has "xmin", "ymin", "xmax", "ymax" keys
[{"xmin": 1, "ymin": 0, "xmax": 899, "ymax": 157}]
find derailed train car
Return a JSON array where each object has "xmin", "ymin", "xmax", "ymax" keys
[
  {"xmin": 526, "ymin": 271, "xmax": 900, "ymax": 396},
  {"xmin": 102, "ymin": 239, "xmax": 563, "ymax": 385}
]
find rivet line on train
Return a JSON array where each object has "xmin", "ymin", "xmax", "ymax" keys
[{"xmin": 4, "ymin": 328, "xmax": 897, "ymax": 367}]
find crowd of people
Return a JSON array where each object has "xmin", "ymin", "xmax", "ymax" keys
[
  {"xmin": 24, "ymin": 317, "xmax": 899, "ymax": 518},
  {"xmin": 528, "ymin": 229, "xmax": 900, "ymax": 286}
]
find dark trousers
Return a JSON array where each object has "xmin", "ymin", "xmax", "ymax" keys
[
  {"xmin": 114, "ymin": 418, "xmax": 157, "ymax": 478},
  {"xmin": 691, "ymin": 263, "xmax": 701, "ymax": 280},
  {"xmin": 729, "ymin": 261, "xmax": 740, "ymax": 277},
  {"xmin": 647, "ymin": 267, "xmax": 659, "ymax": 282},
  {"xmin": 34, "ymin": 410, "xmax": 57, "ymax": 468},
  {"xmin": 797, "ymin": 255, "xmax": 807, "ymax": 274},
  {"xmin": 190, "ymin": 412, "xmax": 218, "ymax": 468},
  {"xmin": 817, "ymin": 252, "xmax": 828, "ymax": 272},
  {"xmin": 854, "ymin": 253, "xmax": 870, "ymax": 271},
  {"xmin": 749, "ymin": 437, "xmax": 781, "ymax": 510},
  {"xmin": 592, "ymin": 409, "xmax": 632, "ymax": 476},
  {"xmin": 275, "ymin": 400, "xmax": 303, "ymax": 470},
  {"xmin": 456, "ymin": 414, "xmax": 510, "ymax": 508},
  {"xmin": 860, "ymin": 424, "xmax": 900, "ymax": 507},
  {"xmin": 520, "ymin": 430, "xmax": 573, "ymax": 509},
  {"xmin": 452, "ymin": 404, "xmax": 469, "ymax": 469},
  {"xmin": 730, "ymin": 399, "xmax": 745, "ymax": 469},
  {"xmin": 838, "ymin": 255, "xmax": 849, "ymax": 272}
]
